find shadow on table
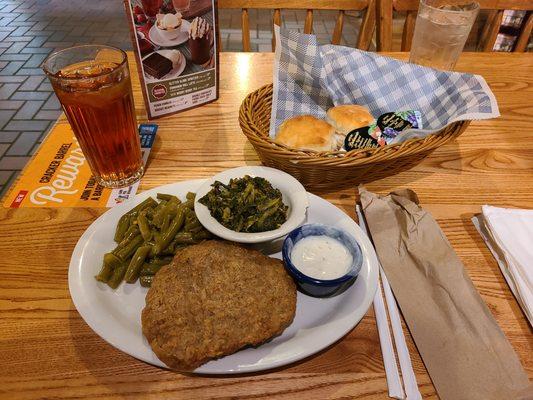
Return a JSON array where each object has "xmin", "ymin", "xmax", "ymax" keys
[{"xmin": 67, "ymin": 310, "xmax": 365, "ymax": 398}]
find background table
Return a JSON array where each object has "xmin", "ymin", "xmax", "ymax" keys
[{"xmin": 0, "ymin": 52, "xmax": 531, "ymax": 399}]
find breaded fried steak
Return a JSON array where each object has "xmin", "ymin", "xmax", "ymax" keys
[{"xmin": 141, "ymin": 240, "xmax": 297, "ymax": 371}]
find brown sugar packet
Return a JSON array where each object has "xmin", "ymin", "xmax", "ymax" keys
[{"xmin": 359, "ymin": 186, "xmax": 532, "ymax": 400}]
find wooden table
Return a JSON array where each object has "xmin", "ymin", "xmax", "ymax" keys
[{"xmin": 1, "ymin": 52, "xmax": 532, "ymax": 399}]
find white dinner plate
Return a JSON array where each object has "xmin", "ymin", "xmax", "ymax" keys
[
  {"xmin": 149, "ymin": 20, "xmax": 190, "ymax": 47},
  {"xmin": 69, "ymin": 179, "xmax": 379, "ymax": 374},
  {"xmin": 142, "ymin": 49, "xmax": 186, "ymax": 83},
  {"xmin": 194, "ymin": 166, "xmax": 309, "ymax": 243}
]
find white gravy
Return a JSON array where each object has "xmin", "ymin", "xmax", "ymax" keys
[{"xmin": 290, "ymin": 236, "xmax": 352, "ymax": 280}]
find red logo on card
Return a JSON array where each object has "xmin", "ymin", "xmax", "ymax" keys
[
  {"xmin": 10, "ymin": 190, "xmax": 28, "ymax": 208},
  {"xmin": 152, "ymin": 84, "xmax": 167, "ymax": 99}
]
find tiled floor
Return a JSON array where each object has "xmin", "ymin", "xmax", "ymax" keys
[
  {"xmin": 0, "ymin": 0, "xmax": 369, "ymax": 198},
  {"xmin": 0, "ymin": 0, "xmax": 134, "ymax": 197}
]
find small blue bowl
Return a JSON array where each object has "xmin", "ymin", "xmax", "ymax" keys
[{"xmin": 282, "ymin": 223, "xmax": 363, "ymax": 297}]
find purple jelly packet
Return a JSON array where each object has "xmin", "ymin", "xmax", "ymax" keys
[
  {"xmin": 377, "ymin": 110, "xmax": 422, "ymax": 141},
  {"xmin": 344, "ymin": 110, "xmax": 422, "ymax": 151}
]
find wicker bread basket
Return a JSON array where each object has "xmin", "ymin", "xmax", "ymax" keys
[{"xmin": 239, "ymin": 84, "xmax": 470, "ymax": 191}]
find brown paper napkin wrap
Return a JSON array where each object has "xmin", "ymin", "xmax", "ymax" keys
[{"xmin": 359, "ymin": 187, "xmax": 532, "ymax": 400}]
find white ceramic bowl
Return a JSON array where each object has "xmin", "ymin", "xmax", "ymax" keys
[
  {"xmin": 194, "ymin": 166, "xmax": 309, "ymax": 243},
  {"xmin": 156, "ymin": 20, "xmax": 181, "ymax": 40}
]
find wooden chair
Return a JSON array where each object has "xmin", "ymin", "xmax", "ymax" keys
[
  {"xmin": 217, "ymin": 0, "xmax": 376, "ymax": 51},
  {"xmin": 376, "ymin": 0, "xmax": 533, "ymax": 52}
]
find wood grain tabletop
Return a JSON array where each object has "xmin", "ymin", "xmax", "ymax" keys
[{"xmin": 0, "ymin": 52, "xmax": 532, "ymax": 400}]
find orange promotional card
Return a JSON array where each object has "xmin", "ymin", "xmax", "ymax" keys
[{"xmin": 3, "ymin": 123, "xmax": 157, "ymax": 208}]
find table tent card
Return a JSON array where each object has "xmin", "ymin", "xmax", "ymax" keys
[{"xmin": 124, "ymin": 0, "xmax": 219, "ymax": 118}]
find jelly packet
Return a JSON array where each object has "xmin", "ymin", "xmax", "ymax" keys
[{"xmin": 344, "ymin": 110, "xmax": 422, "ymax": 151}]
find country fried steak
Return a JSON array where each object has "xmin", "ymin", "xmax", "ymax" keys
[{"xmin": 141, "ymin": 240, "xmax": 297, "ymax": 370}]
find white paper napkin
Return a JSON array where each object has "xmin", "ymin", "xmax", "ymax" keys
[{"xmin": 476, "ymin": 206, "xmax": 533, "ymax": 326}]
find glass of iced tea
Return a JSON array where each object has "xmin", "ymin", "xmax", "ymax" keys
[{"xmin": 43, "ymin": 45, "xmax": 144, "ymax": 188}]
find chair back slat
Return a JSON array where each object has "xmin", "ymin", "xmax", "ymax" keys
[
  {"xmin": 515, "ymin": 13, "xmax": 532, "ymax": 51},
  {"xmin": 401, "ymin": 10, "xmax": 416, "ymax": 51},
  {"xmin": 219, "ymin": 0, "xmax": 368, "ymax": 11},
  {"xmin": 217, "ymin": 29, "xmax": 223, "ymax": 51},
  {"xmin": 332, "ymin": 10, "xmax": 345, "ymax": 44},
  {"xmin": 478, "ymin": 9, "xmax": 497, "ymax": 49},
  {"xmin": 358, "ymin": 0, "xmax": 376, "ymax": 48},
  {"xmin": 272, "ymin": 9, "xmax": 282, "ymax": 50},
  {"xmin": 378, "ymin": 0, "xmax": 533, "ymax": 52},
  {"xmin": 218, "ymin": 0, "xmax": 374, "ymax": 50},
  {"xmin": 393, "ymin": 0, "xmax": 533, "ymax": 11},
  {"xmin": 482, "ymin": 9, "xmax": 504, "ymax": 51},
  {"xmin": 241, "ymin": 8, "xmax": 251, "ymax": 51},
  {"xmin": 304, "ymin": 9, "xmax": 314, "ymax": 33},
  {"xmin": 377, "ymin": 0, "xmax": 393, "ymax": 50}
]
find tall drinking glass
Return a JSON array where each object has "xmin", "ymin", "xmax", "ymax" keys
[
  {"xmin": 409, "ymin": 0, "xmax": 479, "ymax": 70},
  {"xmin": 43, "ymin": 45, "xmax": 144, "ymax": 188},
  {"xmin": 172, "ymin": 0, "xmax": 191, "ymax": 13},
  {"xmin": 141, "ymin": 0, "xmax": 162, "ymax": 19}
]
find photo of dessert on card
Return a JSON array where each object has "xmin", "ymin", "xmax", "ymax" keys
[
  {"xmin": 142, "ymin": 49, "xmax": 186, "ymax": 82},
  {"xmin": 188, "ymin": 16, "xmax": 213, "ymax": 67},
  {"xmin": 130, "ymin": 0, "xmax": 216, "ymax": 76}
]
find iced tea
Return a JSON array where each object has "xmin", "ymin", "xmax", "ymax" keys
[{"xmin": 43, "ymin": 46, "xmax": 143, "ymax": 188}]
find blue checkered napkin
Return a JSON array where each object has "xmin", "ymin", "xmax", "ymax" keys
[{"xmin": 270, "ymin": 27, "xmax": 499, "ymax": 143}]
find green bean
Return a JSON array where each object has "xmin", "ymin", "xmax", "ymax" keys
[
  {"xmin": 157, "ymin": 193, "xmax": 179, "ymax": 202},
  {"xmin": 96, "ymin": 263, "xmax": 113, "ymax": 283},
  {"xmin": 137, "ymin": 212, "xmax": 152, "ymax": 241},
  {"xmin": 154, "ymin": 208, "xmax": 185, "ymax": 254},
  {"xmin": 152, "ymin": 198, "xmax": 179, "ymax": 227},
  {"xmin": 125, "ymin": 245, "xmax": 151, "ymax": 283},
  {"xmin": 140, "ymin": 275, "xmax": 153, "ymax": 287},
  {"xmin": 188, "ymin": 224, "xmax": 204, "ymax": 233},
  {"xmin": 161, "ymin": 213, "xmax": 171, "ymax": 233},
  {"xmin": 115, "ymin": 234, "xmax": 144, "ymax": 261},
  {"xmin": 140, "ymin": 263, "xmax": 165, "ymax": 276},
  {"xmin": 145, "ymin": 207, "xmax": 155, "ymax": 219},
  {"xmin": 159, "ymin": 246, "xmax": 177, "ymax": 256},
  {"xmin": 104, "ymin": 252, "xmax": 123, "ymax": 269},
  {"xmin": 172, "ymin": 231, "xmax": 196, "ymax": 244},
  {"xmin": 148, "ymin": 256, "xmax": 173, "ymax": 266},
  {"xmin": 97, "ymin": 191, "xmax": 208, "ymax": 288},
  {"xmin": 120, "ymin": 224, "xmax": 139, "ymax": 244},
  {"xmin": 114, "ymin": 214, "xmax": 130, "ymax": 243},
  {"xmin": 184, "ymin": 218, "xmax": 202, "ymax": 232},
  {"xmin": 192, "ymin": 230, "xmax": 212, "ymax": 241},
  {"xmin": 112, "ymin": 225, "xmax": 140, "ymax": 255},
  {"xmin": 151, "ymin": 199, "xmax": 167, "ymax": 217},
  {"xmin": 126, "ymin": 197, "xmax": 157, "ymax": 222},
  {"xmin": 107, "ymin": 262, "xmax": 128, "ymax": 289},
  {"xmin": 125, "ymin": 197, "xmax": 157, "ymax": 217},
  {"xmin": 96, "ymin": 252, "xmax": 122, "ymax": 282},
  {"xmin": 183, "ymin": 199, "xmax": 194, "ymax": 209},
  {"xmin": 166, "ymin": 242, "xmax": 186, "ymax": 254}
]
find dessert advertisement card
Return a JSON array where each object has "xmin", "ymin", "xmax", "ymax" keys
[{"xmin": 124, "ymin": 0, "xmax": 218, "ymax": 119}]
